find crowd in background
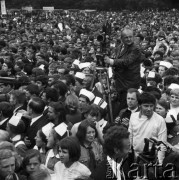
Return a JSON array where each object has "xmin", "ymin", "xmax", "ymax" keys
[{"xmin": 0, "ymin": 8, "xmax": 179, "ymax": 180}]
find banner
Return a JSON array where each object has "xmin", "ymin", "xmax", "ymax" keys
[
  {"xmin": 43, "ymin": 7, "xmax": 54, "ymax": 11},
  {"xmin": 1, "ymin": 0, "xmax": 7, "ymax": 15},
  {"xmin": 84, "ymin": 9, "xmax": 96, "ymax": 12},
  {"xmin": 22, "ymin": 6, "xmax": 33, "ymax": 12}
]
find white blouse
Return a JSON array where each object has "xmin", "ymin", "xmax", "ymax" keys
[{"xmin": 54, "ymin": 161, "xmax": 91, "ymax": 180}]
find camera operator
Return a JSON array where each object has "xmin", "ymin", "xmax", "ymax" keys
[{"xmin": 104, "ymin": 28, "xmax": 142, "ymax": 111}]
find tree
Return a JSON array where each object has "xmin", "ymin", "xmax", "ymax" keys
[{"xmin": 4, "ymin": 0, "xmax": 179, "ymax": 10}]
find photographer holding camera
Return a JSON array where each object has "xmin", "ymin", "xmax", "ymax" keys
[{"xmin": 104, "ymin": 28, "xmax": 142, "ymax": 111}]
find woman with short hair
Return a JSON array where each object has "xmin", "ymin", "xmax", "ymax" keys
[{"xmin": 54, "ymin": 136, "xmax": 91, "ymax": 180}]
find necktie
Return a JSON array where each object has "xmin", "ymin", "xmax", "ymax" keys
[
  {"xmin": 120, "ymin": 45, "xmax": 125, "ymax": 56},
  {"xmin": 86, "ymin": 145, "xmax": 96, "ymax": 173}
]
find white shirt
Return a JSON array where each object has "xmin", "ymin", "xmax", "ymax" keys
[
  {"xmin": 71, "ymin": 122, "xmax": 81, "ymax": 137},
  {"xmin": 107, "ymin": 156, "xmax": 124, "ymax": 180},
  {"xmin": 0, "ymin": 118, "xmax": 8, "ymax": 126},
  {"xmin": 128, "ymin": 112, "xmax": 167, "ymax": 164},
  {"xmin": 44, "ymin": 106, "xmax": 49, "ymax": 111},
  {"xmin": 45, "ymin": 149, "xmax": 60, "ymax": 167},
  {"xmin": 128, "ymin": 107, "xmax": 138, "ymax": 114},
  {"xmin": 11, "ymin": 135, "xmax": 25, "ymax": 148},
  {"xmin": 54, "ymin": 161, "xmax": 91, "ymax": 180},
  {"xmin": 165, "ymin": 106, "xmax": 179, "ymax": 123},
  {"xmin": 98, "ymin": 118, "xmax": 107, "ymax": 133},
  {"xmin": 33, "ymin": 145, "xmax": 44, "ymax": 153},
  {"xmin": 30, "ymin": 115, "xmax": 42, "ymax": 126}
]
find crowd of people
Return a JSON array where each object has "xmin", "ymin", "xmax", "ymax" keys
[{"xmin": 0, "ymin": 7, "xmax": 179, "ymax": 180}]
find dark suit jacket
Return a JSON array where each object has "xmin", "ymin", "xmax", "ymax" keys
[
  {"xmin": 0, "ymin": 118, "xmax": 10, "ymax": 130},
  {"xmin": 117, "ymin": 107, "xmax": 140, "ymax": 128},
  {"xmin": 113, "ymin": 43, "xmax": 142, "ymax": 92},
  {"xmin": 26, "ymin": 115, "xmax": 49, "ymax": 149},
  {"xmin": 0, "ymin": 174, "xmax": 27, "ymax": 180},
  {"xmin": 91, "ymin": 154, "xmax": 134, "ymax": 180},
  {"xmin": 43, "ymin": 107, "xmax": 49, "ymax": 116}
]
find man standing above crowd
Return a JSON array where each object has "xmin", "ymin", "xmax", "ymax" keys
[{"xmin": 105, "ymin": 28, "xmax": 142, "ymax": 111}]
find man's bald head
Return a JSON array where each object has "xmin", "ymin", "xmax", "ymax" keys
[
  {"xmin": 121, "ymin": 28, "xmax": 134, "ymax": 46},
  {"xmin": 121, "ymin": 28, "xmax": 133, "ymax": 37}
]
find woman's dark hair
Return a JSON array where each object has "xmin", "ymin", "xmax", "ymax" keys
[
  {"xmin": 157, "ymin": 98, "xmax": 169, "ymax": 111},
  {"xmin": 26, "ymin": 84, "xmax": 40, "ymax": 97},
  {"xmin": 76, "ymin": 119, "xmax": 98, "ymax": 145},
  {"xmin": 59, "ymin": 136, "xmax": 81, "ymax": 162},
  {"xmin": 138, "ymin": 92, "xmax": 156, "ymax": 105},
  {"xmin": 10, "ymin": 90, "xmax": 26, "ymax": 105},
  {"xmin": 0, "ymin": 102, "xmax": 13, "ymax": 118},
  {"xmin": 99, "ymin": 107, "xmax": 107, "ymax": 119},
  {"xmin": 86, "ymin": 104, "xmax": 100, "ymax": 118},
  {"xmin": 103, "ymin": 125, "xmax": 129, "ymax": 157},
  {"xmin": 163, "ymin": 67, "xmax": 179, "ymax": 77},
  {"xmin": 23, "ymin": 149, "xmax": 41, "ymax": 167},
  {"xmin": 163, "ymin": 75, "xmax": 179, "ymax": 87},
  {"xmin": 79, "ymin": 94, "xmax": 90, "ymax": 104},
  {"xmin": 52, "ymin": 81, "xmax": 68, "ymax": 97},
  {"xmin": 62, "ymin": 74, "xmax": 76, "ymax": 86},
  {"xmin": 8, "ymin": 120, "xmax": 25, "ymax": 134},
  {"xmin": 43, "ymin": 87, "xmax": 59, "ymax": 102},
  {"xmin": 35, "ymin": 75, "xmax": 48, "ymax": 86},
  {"xmin": 49, "ymin": 101, "xmax": 66, "ymax": 123},
  {"xmin": 15, "ymin": 61, "xmax": 24, "ymax": 70},
  {"xmin": 4, "ymin": 61, "xmax": 13, "ymax": 69},
  {"xmin": 144, "ymin": 86, "xmax": 161, "ymax": 100}
]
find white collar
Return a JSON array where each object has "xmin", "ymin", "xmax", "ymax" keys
[
  {"xmin": 13, "ymin": 105, "xmax": 22, "ymax": 114},
  {"xmin": 11, "ymin": 135, "xmax": 21, "ymax": 142},
  {"xmin": 107, "ymin": 156, "xmax": 123, "ymax": 180},
  {"xmin": 30, "ymin": 114, "xmax": 43, "ymax": 126},
  {"xmin": 128, "ymin": 107, "xmax": 138, "ymax": 113},
  {"xmin": 45, "ymin": 149, "xmax": 60, "ymax": 167},
  {"xmin": 98, "ymin": 119, "xmax": 107, "ymax": 127},
  {"xmin": 33, "ymin": 145, "xmax": 45, "ymax": 153},
  {"xmin": 44, "ymin": 106, "xmax": 49, "ymax": 111},
  {"xmin": 0, "ymin": 118, "xmax": 8, "ymax": 126},
  {"xmin": 48, "ymin": 149, "xmax": 60, "ymax": 158}
]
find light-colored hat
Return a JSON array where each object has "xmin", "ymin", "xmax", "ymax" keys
[
  {"xmin": 168, "ymin": 83, "xmax": 179, "ymax": 90},
  {"xmin": 93, "ymin": 97, "xmax": 107, "ymax": 109},
  {"xmin": 148, "ymin": 71, "xmax": 155, "ymax": 78},
  {"xmin": 42, "ymin": 123, "xmax": 55, "ymax": 138},
  {"xmin": 8, "ymin": 113, "xmax": 22, "ymax": 127},
  {"xmin": 79, "ymin": 62, "xmax": 91, "ymax": 70},
  {"xmin": 72, "ymin": 59, "xmax": 80, "ymax": 66},
  {"xmin": 79, "ymin": 89, "xmax": 95, "ymax": 102},
  {"xmin": 159, "ymin": 61, "xmax": 173, "ymax": 69},
  {"xmin": 75, "ymin": 72, "xmax": 86, "ymax": 80},
  {"xmin": 54, "ymin": 122, "xmax": 68, "ymax": 137}
]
